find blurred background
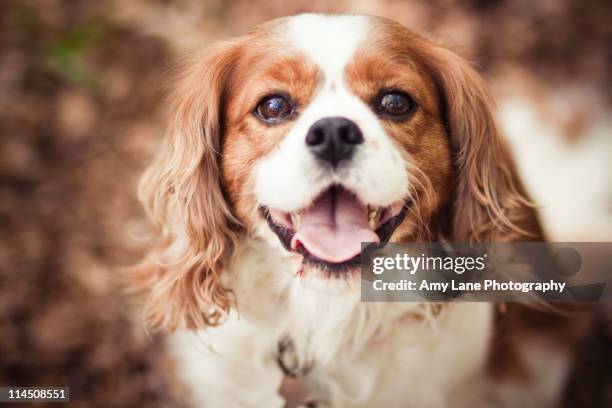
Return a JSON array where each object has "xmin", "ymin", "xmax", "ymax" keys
[{"xmin": 0, "ymin": 0, "xmax": 610, "ymax": 406}]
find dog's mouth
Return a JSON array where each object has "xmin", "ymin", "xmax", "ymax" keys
[{"xmin": 262, "ymin": 185, "xmax": 409, "ymax": 273}]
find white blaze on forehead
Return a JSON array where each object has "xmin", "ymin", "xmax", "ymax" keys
[{"xmin": 285, "ymin": 14, "xmax": 370, "ymax": 85}]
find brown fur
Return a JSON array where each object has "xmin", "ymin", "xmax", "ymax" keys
[
  {"xmin": 346, "ymin": 32, "xmax": 453, "ymax": 241},
  {"xmin": 131, "ymin": 23, "xmax": 321, "ymax": 330},
  {"xmin": 222, "ymin": 51, "xmax": 320, "ymax": 223},
  {"xmin": 366, "ymin": 20, "xmax": 543, "ymax": 243},
  {"xmin": 131, "ymin": 40, "xmax": 245, "ymax": 330}
]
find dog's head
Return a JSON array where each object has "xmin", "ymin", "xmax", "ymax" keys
[{"xmin": 136, "ymin": 14, "xmax": 540, "ymax": 329}]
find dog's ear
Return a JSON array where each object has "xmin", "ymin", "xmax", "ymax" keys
[
  {"xmin": 422, "ymin": 46, "xmax": 542, "ymax": 242},
  {"xmin": 132, "ymin": 41, "xmax": 243, "ymax": 330}
]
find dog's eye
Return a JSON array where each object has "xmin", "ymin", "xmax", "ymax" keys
[
  {"xmin": 377, "ymin": 92, "xmax": 415, "ymax": 117},
  {"xmin": 255, "ymin": 95, "xmax": 293, "ymax": 123}
]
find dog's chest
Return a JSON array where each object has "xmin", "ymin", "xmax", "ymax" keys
[
  {"xmin": 271, "ymin": 289, "xmax": 494, "ymax": 406},
  {"xmin": 230, "ymin": 242, "xmax": 495, "ymax": 406}
]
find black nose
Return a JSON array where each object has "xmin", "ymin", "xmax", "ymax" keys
[{"xmin": 305, "ymin": 117, "xmax": 364, "ymax": 167}]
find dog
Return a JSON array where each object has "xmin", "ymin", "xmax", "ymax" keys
[{"xmin": 133, "ymin": 14, "xmax": 585, "ymax": 407}]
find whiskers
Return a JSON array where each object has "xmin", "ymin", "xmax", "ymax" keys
[{"xmin": 404, "ymin": 161, "xmax": 435, "ymax": 240}]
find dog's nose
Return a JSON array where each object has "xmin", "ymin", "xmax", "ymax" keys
[{"xmin": 305, "ymin": 117, "xmax": 363, "ymax": 167}]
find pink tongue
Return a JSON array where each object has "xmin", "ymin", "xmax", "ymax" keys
[{"xmin": 291, "ymin": 188, "xmax": 380, "ymax": 263}]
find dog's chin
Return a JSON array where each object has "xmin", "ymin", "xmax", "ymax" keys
[
  {"xmin": 261, "ymin": 185, "xmax": 409, "ymax": 281},
  {"xmin": 297, "ymin": 263, "xmax": 364, "ymax": 293}
]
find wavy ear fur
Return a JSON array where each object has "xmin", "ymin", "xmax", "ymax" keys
[
  {"xmin": 131, "ymin": 41, "xmax": 243, "ymax": 330},
  {"xmin": 421, "ymin": 46, "xmax": 543, "ymax": 242}
]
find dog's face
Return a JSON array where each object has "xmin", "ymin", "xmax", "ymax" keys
[
  {"xmin": 221, "ymin": 15, "xmax": 452, "ymax": 276},
  {"xmin": 137, "ymin": 14, "xmax": 539, "ymax": 328}
]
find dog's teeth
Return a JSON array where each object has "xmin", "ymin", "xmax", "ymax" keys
[
  {"xmin": 368, "ymin": 207, "xmax": 381, "ymax": 229},
  {"xmin": 291, "ymin": 212, "xmax": 301, "ymax": 228},
  {"xmin": 368, "ymin": 207, "xmax": 381, "ymax": 219}
]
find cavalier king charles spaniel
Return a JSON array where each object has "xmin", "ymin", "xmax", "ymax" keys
[{"xmin": 133, "ymin": 14, "xmax": 581, "ymax": 408}]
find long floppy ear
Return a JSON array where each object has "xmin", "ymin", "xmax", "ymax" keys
[
  {"xmin": 131, "ymin": 42, "xmax": 243, "ymax": 330},
  {"xmin": 422, "ymin": 46, "xmax": 543, "ymax": 242}
]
